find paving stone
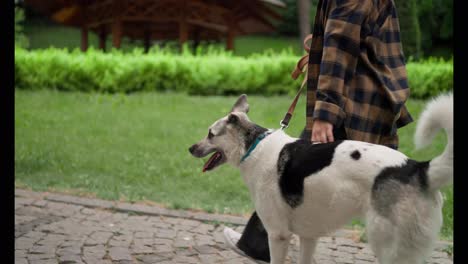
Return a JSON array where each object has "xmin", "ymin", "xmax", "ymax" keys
[
  {"xmin": 29, "ymin": 245, "xmax": 56, "ymax": 254},
  {"xmin": 338, "ymin": 245, "xmax": 360, "ymax": 254},
  {"xmin": 114, "ymin": 260, "xmax": 133, "ymax": 264},
  {"xmin": 331, "ymin": 250, "xmax": 354, "ymax": 259},
  {"xmin": 218, "ymin": 250, "xmax": 242, "ymax": 259},
  {"xmin": 355, "ymin": 260, "xmax": 374, "ymax": 264},
  {"xmin": 29, "ymin": 259, "xmax": 59, "ymax": 264},
  {"xmin": 191, "ymin": 223, "xmax": 214, "ymax": 234},
  {"xmin": 130, "ymin": 244, "xmax": 154, "ymax": 254},
  {"xmin": 151, "ymin": 221, "xmax": 172, "ymax": 229},
  {"xmin": 223, "ymin": 258, "xmax": 251, "ymax": 264},
  {"xmin": 57, "ymin": 246, "xmax": 82, "ymax": 256},
  {"xmin": 15, "ymin": 215, "xmax": 37, "ymax": 225},
  {"xmin": 354, "ymin": 253, "xmax": 375, "ymax": 261},
  {"xmin": 172, "ymin": 255, "xmax": 199, "ymax": 263},
  {"xmin": 15, "ymin": 258, "xmax": 29, "ymax": 264},
  {"xmin": 193, "ymin": 245, "xmax": 218, "ymax": 254},
  {"xmin": 174, "ymin": 240, "xmax": 192, "ymax": 248},
  {"xmin": 15, "ymin": 237, "xmax": 36, "ymax": 250},
  {"xmin": 136, "ymin": 254, "xmax": 172, "ymax": 263},
  {"xmin": 83, "ymin": 245, "xmax": 106, "ymax": 259},
  {"xmin": 109, "ymin": 237, "xmax": 133, "ymax": 247},
  {"xmin": 194, "ymin": 234, "xmax": 216, "ymax": 246},
  {"xmin": 154, "ymin": 244, "xmax": 173, "ymax": 254},
  {"xmin": 16, "ymin": 197, "xmax": 36, "ymax": 205},
  {"xmin": 58, "ymin": 254, "xmax": 84, "ymax": 264},
  {"xmin": 108, "ymin": 247, "xmax": 133, "ymax": 261},
  {"xmin": 175, "ymin": 248, "xmax": 198, "ymax": 258},
  {"xmin": 16, "ymin": 249, "xmax": 28, "ymax": 259},
  {"xmin": 32, "ymin": 200, "xmax": 49, "ymax": 208},
  {"xmin": 88, "ymin": 231, "xmax": 113, "ymax": 245},
  {"xmin": 180, "ymin": 219, "xmax": 201, "ymax": 228},
  {"xmin": 134, "ymin": 231, "xmax": 154, "ymax": 238},
  {"xmin": 27, "ymin": 252, "xmax": 57, "ymax": 260},
  {"xmin": 198, "ymin": 254, "xmax": 222, "ymax": 264},
  {"xmin": 156, "ymin": 229, "xmax": 177, "ymax": 239},
  {"xmin": 59, "ymin": 241, "xmax": 83, "ymax": 248},
  {"xmin": 335, "ymin": 258, "xmax": 354, "ymax": 264}
]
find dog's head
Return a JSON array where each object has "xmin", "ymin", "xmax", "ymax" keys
[{"xmin": 189, "ymin": 94, "xmax": 266, "ymax": 172}]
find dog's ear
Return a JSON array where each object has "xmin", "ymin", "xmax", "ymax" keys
[
  {"xmin": 227, "ymin": 114, "xmax": 239, "ymax": 124},
  {"xmin": 231, "ymin": 94, "xmax": 249, "ymax": 113}
]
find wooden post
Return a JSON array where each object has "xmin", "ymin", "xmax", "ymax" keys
[
  {"xmin": 99, "ymin": 29, "xmax": 106, "ymax": 51},
  {"xmin": 179, "ymin": 20, "xmax": 188, "ymax": 47},
  {"xmin": 112, "ymin": 20, "xmax": 122, "ymax": 49},
  {"xmin": 144, "ymin": 31, "xmax": 151, "ymax": 53},
  {"xmin": 193, "ymin": 29, "xmax": 200, "ymax": 53},
  {"xmin": 226, "ymin": 27, "xmax": 235, "ymax": 51},
  {"xmin": 81, "ymin": 25, "xmax": 88, "ymax": 51},
  {"xmin": 179, "ymin": 0, "xmax": 188, "ymax": 49}
]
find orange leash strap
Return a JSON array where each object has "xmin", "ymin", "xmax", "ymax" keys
[{"xmin": 280, "ymin": 34, "xmax": 313, "ymax": 130}]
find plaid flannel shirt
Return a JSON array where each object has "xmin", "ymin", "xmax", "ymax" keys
[{"xmin": 305, "ymin": 0, "xmax": 413, "ymax": 149}]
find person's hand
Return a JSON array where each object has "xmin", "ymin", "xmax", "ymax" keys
[{"xmin": 311, "ymin": 120, "xmax": 334, "ymax": 143}]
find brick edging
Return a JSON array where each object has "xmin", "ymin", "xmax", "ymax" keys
[{"xmin": 15, "ymin": 188, "xmax": 247, "ymax": 225}]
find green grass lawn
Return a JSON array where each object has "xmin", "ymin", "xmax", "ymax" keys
[{"xmin": 14, "ymin": 90, "xmax": 452, "ymax": 240}]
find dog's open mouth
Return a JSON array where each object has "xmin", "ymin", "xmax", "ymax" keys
[{"xmin": 203, "ymin": 151, "xmax": 225, "ymax": 172}]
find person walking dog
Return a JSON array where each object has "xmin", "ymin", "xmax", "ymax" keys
[{"xmin": 223, "ymin": 0, "xmax": 414, "ymax": 262}]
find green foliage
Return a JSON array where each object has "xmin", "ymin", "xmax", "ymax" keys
[
  {"xmin": 14, "ymin": 47, "xmax": 452, "ymax": 98},
  {"xmin": 406, "ymin": 57, "xmax": 453, "ymax": 98},
  {"xmin": 420, "ymin": 0, "xmax": 453, "ymax": 40},
  {"xmin": 417, "ymin": 0, "xmax": 453, "ymax": 57},
  {"xmin": 276, "ymin": 0, "xmax": 319, "ymax": 36},
  {"xmin": 395, "ymin": 0, "xmax": 422, "ymax": 59},
  {"xmin": 15, "ymin": 7, "xmax": 29, "ymax": 48},
  {"xmin": 276, "ymin": 0, "xmax": 299, "ymax": 36}
]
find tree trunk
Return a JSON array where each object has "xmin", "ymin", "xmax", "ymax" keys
[{"xmin": 297, "ymin": 0, "xmax": 311, "ymax": 51}]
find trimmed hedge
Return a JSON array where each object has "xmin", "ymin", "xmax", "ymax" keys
[{"xmin": 15, "ymin": 47, "xmax": 452, "ymax": 98}]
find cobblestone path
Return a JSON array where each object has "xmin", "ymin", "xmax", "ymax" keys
[{"xmin": 15, "ymin": 189, "xmax": 453, "ymax": 264}]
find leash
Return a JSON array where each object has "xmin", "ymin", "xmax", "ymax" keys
[{"xmin": 280, "ymin": 34, "xmax": 313, "ymax": 130}]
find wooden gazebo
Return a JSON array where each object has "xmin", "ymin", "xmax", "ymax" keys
[{"xmin": 24, "ymin": 0, "xmax": 286, "ymax": 52}]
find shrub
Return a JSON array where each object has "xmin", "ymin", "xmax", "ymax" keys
[
  {"xmin": 15, "ymin": 47, "xmax": 452, "ymax": 99},
  {"xmin": 406, "ymin": 57, "xmax": 453, "ymax": 98}
]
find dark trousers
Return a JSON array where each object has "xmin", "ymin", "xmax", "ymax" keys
[{"xmin": 236, "ymin": 126, "xmax": 348, "ymax": 262}]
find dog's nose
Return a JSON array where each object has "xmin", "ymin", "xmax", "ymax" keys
[{"xmin": 189, "ymin": 144, "xmax": 197, "ymax": 154}]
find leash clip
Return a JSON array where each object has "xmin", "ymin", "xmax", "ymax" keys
[{"xmin": 280, "ymin": 120, "xmax": 289, "ymax": 130}]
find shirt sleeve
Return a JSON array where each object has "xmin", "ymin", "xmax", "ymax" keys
[
  {"xmin": 313, "ymin": 0, "xmax": 372, "ymax": 126},
  {"xmin": 396, "ymin": 104, "xmax": 413, "ymax": 128}
]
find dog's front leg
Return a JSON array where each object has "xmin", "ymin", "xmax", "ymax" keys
[
  {"xmin": 268, "ymin": 232, "xmax": 291, "ymax": 264},
  {"xmin": 299, "ymin": 237, "xmax": 317, "ymax": 264}
]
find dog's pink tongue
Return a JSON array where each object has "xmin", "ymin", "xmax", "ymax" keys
[{"xmin": 203, "ymin": 152, "xmax": 221, "ymax": 172}]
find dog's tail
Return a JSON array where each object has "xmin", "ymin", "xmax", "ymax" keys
[{"xmin": 414, "ymin": 92, "xmax": 453, "ymax": 191}]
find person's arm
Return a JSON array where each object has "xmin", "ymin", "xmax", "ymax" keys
[{"xmin": 312, "ymin": 0, "xmax": 372, "ymax": 142}]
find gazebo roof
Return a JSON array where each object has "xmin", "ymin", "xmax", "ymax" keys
[{"xmin": 24, "ymin": 0, "xmax": 286, "ymax": 44}]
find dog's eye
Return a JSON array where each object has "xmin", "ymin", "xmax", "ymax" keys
[{"xmin": 208, "ymin": 131, "xmax": 214, "ymax": 139}]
